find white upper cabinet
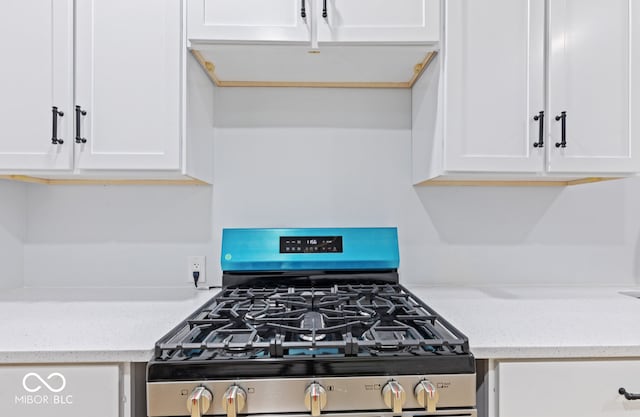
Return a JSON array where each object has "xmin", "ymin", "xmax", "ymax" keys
[
  {"xmin": 186, "ymin": 0, "xmax": 439, "ymax": 87},
  {"xmin": 316, "ymin": 0, "xmax": 440, "ymax": 43},
  {"xmin": 443, "ymin": 0, "xmax": 545, "ymax": 173},
  {"xmin": 187, "ymin": 0, "xmax": 310, "ymax": 43},
  {"xmin": 547, "ymin": 0, "xmax": 640, "ymax": 173},
  {"xmin": 414, "ymin": 0, "xmax": 640, "ymax": 184},
  {"xmin": 0, "ymin": 0, "xmax": 214, "ymax": 183},
  {"xmin": 187, "ymin": 0, "xmax": 439, "ymax": 45},
  {"xmin": 75, "ymin": 0, "xmax": 181, "ymax": 171},
  {"xmin": 0, "ymin": 0, "xmax": 73, "ymax": 171}
]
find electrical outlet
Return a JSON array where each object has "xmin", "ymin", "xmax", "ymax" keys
[{"xmin": 187, "ymin": 256, "xmax": 206, "ymax": 285}]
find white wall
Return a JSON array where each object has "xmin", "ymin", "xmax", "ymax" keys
[
  {"xmin": 411, "ymin": 179, "xmax": 640, "ymax": 285},
  {"xmin": 21, "ymin": 88, "xmax": 640, "ymax": 287},
  {"xmin": 23, "ymin": 184, "xmax": 213, "ymax": 287},
  {"xmin": 0, "ymin": 180, "xmax": 26, "ymax": 288}
]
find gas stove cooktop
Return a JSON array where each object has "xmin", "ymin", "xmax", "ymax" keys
[
  {"xmin": 157, "ymin": 282, "xmax": 469, "ymax": 359},
  {"xmin": 149, "ymin": 281, "xmax": 473, "ymax": 381},
  {"xmin": 147, "ymin": 228, "xmax": 476, "ymax": 417}
]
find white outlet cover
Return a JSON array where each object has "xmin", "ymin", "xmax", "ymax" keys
[{"xmin": 187, "ymin": 256, "xmax": 206, "ymax": 284}]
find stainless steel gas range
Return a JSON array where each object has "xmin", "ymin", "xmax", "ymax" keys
[{"xmin": 147, "ymin": 228, "xmax": 476, "ymax": 417}]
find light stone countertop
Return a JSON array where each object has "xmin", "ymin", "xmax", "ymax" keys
[
  {"xmin": 408, "ymin": 285, "xmax": 640, "ymax": 359},
  {"xmin": 0, "ymin": 287, "xmax": 214, "ymax": 363},
  {"xmin": 0, "ymin": 285, "xmax": 639, "ymax": 363}
]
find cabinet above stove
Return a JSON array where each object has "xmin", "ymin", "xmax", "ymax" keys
[{"xmin": 187, "ymin": 0, "xmax": 440, "ymax": 89}]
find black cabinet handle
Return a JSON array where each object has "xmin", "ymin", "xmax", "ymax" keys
[
  {"xmin": 51, "ymin": 106, "xmax": 64, "ymax": 145},
  {"xmin": 619, "ymin": 388, "xmax": 640, "ymax": 400},
  {"xmin": 322, "ymin": 0, "xmax": 327, "ymax": 18},
  {"xmin": 555, "ymin": 111, "xmax": 567, "ymax": 148},
  {"xmin": 301, "ymin": 0, "xmax": 306, "ymax": 18},
  {"xmin": 533, "ymin": 110, "xmax": 544, "ymax": 148},
  {"xmin": 75, "ymin": 105, "xmax": 87, "ymax": 144}
]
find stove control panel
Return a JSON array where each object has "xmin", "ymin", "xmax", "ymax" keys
[
  {"xmin": 148, "ymin": 374, "xmax": 475, "ymax": 417},
  {"xmin": 280, "ymin": 236, "xmax": 343, "ymax": 254},
  {"xmin": 221, "ymin": 227, "xmax": 399, "ymax": 272}
]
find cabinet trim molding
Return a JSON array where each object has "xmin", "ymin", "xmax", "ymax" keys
[
  {"xmin": 415, "ymin": 177, "xmax": 621, "ymax": 187},
  {"xmin": 191, "ymin": 49, "xmax": 437, "ymax": 89},
  {"xmin": 0, "ymin": 175, "xmax": 208, "ymax": 186}
]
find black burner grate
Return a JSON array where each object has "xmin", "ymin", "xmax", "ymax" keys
[{"xmin": 155, "ymin": 284, "xmax": 469, "ymax": 361}]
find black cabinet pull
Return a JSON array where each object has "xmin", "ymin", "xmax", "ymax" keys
[
  {"xmin": 51, "ymin": 106, "xmax": 64, "ymax": 145},
  {"xmin": 619, "ymin": 388, "xmax": 640, "ymax": 400},
  {"xmin": 555, "ymin": 111, "xmax": 567, "ymax": 148},
  {"xmin": 301, "ymin": 0, "xmax": 306, "ymax": 18},
  {"xmin": 533, "ymin": 110, "xmax": 544, "ymax": 148},
  {"xmin": 75, "ymin": 105, "xmax": 87, "ymax": 144},
  {"xmin": 322, "ymin": 0, "xmax": 327, "ymax": 18}
]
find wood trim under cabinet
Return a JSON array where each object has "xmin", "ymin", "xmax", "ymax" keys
[
  {"xmin": 0, "ymin": 175, "xmax": 209, "ymax": 186},
  {"xmin": 407, "ymin": 51, "xmax": 437, "ymax": 88},
  {"xmin": 415, "ymin": 177, "xmax": 622, "ymax": 187},
  {"xmin": 190, "ymin": 49, "xmax": 438, "ymax": 89},
  {"xmin": 191, "ymin": 49, "xmax": 222, "ymax": 86}
]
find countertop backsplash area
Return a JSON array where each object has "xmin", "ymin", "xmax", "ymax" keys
[
  {"xmin": 409, "ymin": 178, "xmax": 640, "ymax": 285},
  {"xmin": 23, "ymin": 184, "xmax": 214, "ymax": 288},
  {"xmin": 3, "ymin": 87, "xmax": 640, "ymax": 289},
  {"xmin": 0, "ymin": 180, "xmax": 26, "ymax": 289},
  {"xmin": 17, "ymin": 163, "xmax": 640, "ymax": 289}
]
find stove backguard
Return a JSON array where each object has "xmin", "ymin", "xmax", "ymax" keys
[{"xmin": 220, "ymin": 227, "xmax": 400, "ymax": 276}]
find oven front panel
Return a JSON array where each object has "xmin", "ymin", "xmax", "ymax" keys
[{"xmin": 147, "ymin": 374, "xmax": 475, "ymax": 417}]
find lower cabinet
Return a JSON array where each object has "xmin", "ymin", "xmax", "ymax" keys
[
  {"xmin": 0, "ymin": 363, "xmax": 135, "ymax": 417},
  {"xmin": 493, "ymin": 359, "xmax": 640, "ymax": 417}
]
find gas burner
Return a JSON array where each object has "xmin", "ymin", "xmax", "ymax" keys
[
  {"xmin": 299, "ymin": 311, "xmax": 327, "ymax": 341},
  {"xmin": 362, "ymin": 329, "xmax": 407, "ymax": 344},
  {"xmin": 361, "ymin": 322, "xmax": 423, "ymax": 352},
  {"xmin": 218, "ymin": 332, "xmax": 262, "ymax": 352},
  {"xmin": 356, "ymin": 295, "xmax": 398, "ymax": 322},
  {"xmin": 243, "ymin": 300, "xmax": 273, "ymax": 322}
]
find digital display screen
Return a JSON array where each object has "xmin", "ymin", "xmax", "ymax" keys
[{"xmin": 280, "ymin": 236, "xmax": 343, "ymax": 254}]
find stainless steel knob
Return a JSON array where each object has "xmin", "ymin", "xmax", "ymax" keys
[
  {"xmin": 304, "ymin": 382, "xmax": 327, "ymax": 416},
  {"xmin": 381, "ymin": 380, "xmax": 406, "ymax": 413},
  {"xmin": 414, "ymin": 380, "xmax": 439, "ymax": 413},
  {"xmin": 222, "ymin": 385, "xmax": 247, "ymax": 417},
  {"xmin": 187, "ymin": 386, "xmax": 213, "ymax": 417}
]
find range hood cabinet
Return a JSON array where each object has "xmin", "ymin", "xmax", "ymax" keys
[{"xmin": 186, "ymin": 0, "xmax": 441, "ymax": 88}]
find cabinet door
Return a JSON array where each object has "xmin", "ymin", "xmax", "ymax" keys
[
  {"xmin": 187, "ymin": 0, "xmax": 310, "ymax": 43},
  {"xmin": 548, "ymin": 0, "xmax": 640, "ymax": 173},
  {"xmin": 0, "ymin": 0, "xmax": 73, "ymax": 170},
  {"xmin": 316, "ymin": 0, "xmax": 439, "ymax": 43},
  {"xmin": 497, "ymin": 360, "xmax": 640, "ymax": 417},
  {"xmin": 443, "ymin": 0, "xmax": 545, "ymax": 173},
  {"xmin": 0, "ymin": 364, "xmax": 119, "ymax": 417},
  {"xmin": 75, "ymin": 0, "xmax": 181, "ymax": 171}
]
